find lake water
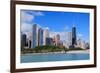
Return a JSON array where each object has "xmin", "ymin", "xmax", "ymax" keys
[{"xmin": 21, "ymin": 53, "xmax": 89, "ymax": 63}]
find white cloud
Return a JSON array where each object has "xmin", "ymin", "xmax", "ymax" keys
[
  {"xmin": 21, "ymin": 11, "xmax": 34, "ymax": 23},
  {"xmin": 34, "ymin": 11, "xmax": 44, "ymax": 16},
  {"xmin": 64, "ymin": 25, "xmax": 69, "ymax": 31},
  {"xmin": 21, "ymin": 10, "xmax": 44, "ymax": 34},
  {"xmin": 77, "ymin": 33, "xmax": 83, "ymax": 38},
  {"xmin": 21, "ymin": 23, "xmax": 32, "ymax": 33},
  {"xmin": 21, "ymin": 10, "xmax": 44, "ymax": 23}
]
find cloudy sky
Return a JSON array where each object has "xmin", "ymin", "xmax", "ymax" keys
[{"xmin": 21, "ymin": 9, "xmax": 90, "ymax": 42}]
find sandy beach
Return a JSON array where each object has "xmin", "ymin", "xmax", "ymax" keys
[{"xmin": 66, "ymin": 49, "xmax": 89, "ymax": 54}]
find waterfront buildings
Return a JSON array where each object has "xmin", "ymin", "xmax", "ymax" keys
[
  {"xmin": 32, "ymin": 24, "xmax": 44, "ymax": 48},
  {"xmin": 23, "ymin": 24, "xmax": 50, "ymax": 48},
  {"xmin": 21, "ymin": 24, "xmax": 89, "ymax": 49}
]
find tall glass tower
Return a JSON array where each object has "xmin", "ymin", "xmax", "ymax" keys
[
  {"xmin": 32, "ymin": 24, "xmax": 37, "ymax": 48},
  {"xmin": 72, "ymin": 27, "xmax": 77, "ymax": 46},
  {"xmin": 38, "ymin": 28, "xmax": 43, "ymax": 46}
]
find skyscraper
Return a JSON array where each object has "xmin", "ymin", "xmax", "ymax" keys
[
  {"xmin": 81, "ymin": 40, "xmax": 86, "ymax": 49},
  {"xmin": 46, "ymin": 37, "xmax": 54, "ymax": 45},
  {"xmin": 36, "ymin": 26, "xmax": 39, "ymax": 46},
  {"xmin": 26, "ymin": 32, "xmax": 33, "ymax": 48},
  {"xmin": 43, "ymin": 28, "xmax": 49, "ymax": 45},
  {"xmin": 27, "ymin": 39, "xmax": 32, "ymax": 48},
  {"xmin": 32, "ymin": 24, "xmax": 37, "ymax": 48},
  {"xmin": 21, "ymin": 33, "xmax": 27, "ymax": 48},
  {"xmin": 72, "ymin": 26, "xmax": 77, "ymax": 46},
  {"xmin": 77, "ymin": 38, "xmax": 82, "ymax": 48},
  {"xmin": 38, "ymin": 28, "xmax": 43, "ymax": 46},
  {"xmin": 67, "ymin": 32, "xmax": 72, "ymax": 48},
  {"xmin": 77, "ymin": 39, "xmax": 87, "ymax": 49},
  {"xmin": 55, "ymin": 34, "xmax": 60, "ymax": 46}
]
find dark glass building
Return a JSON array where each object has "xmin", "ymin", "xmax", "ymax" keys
[
  {"xmin": 72, "ymin": 27, "xmax": 77, "ymax": 46},
  {"xmin": 46, "ymin": 38, "xmax": 54, "ymax": 45},
  {"xmin": 21, "ymin": 33, "xmax": 27, "ymax": 48},
  {"xmin": 28, "ymin": 40, "xmax": 32, "ymax": 48},
  {"xmin": 38, "ymin": 28, "xmax": 43, "ymax": 46}
]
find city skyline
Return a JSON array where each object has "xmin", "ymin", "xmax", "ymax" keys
[
  {"xmin": 21, "ymin": 23, "xmax": 89, "ymax": 49},
  {"xmin": 21, "ymin": 10, "xmax": 90, "ymax": 42}
]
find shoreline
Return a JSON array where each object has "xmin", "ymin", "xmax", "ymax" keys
[
  {"xmin": 21, "ymin": 49, "xmax": 89, "ymax": 55},
  {"xmin": 67, "ymin": 49, "xmax": 89, "ymax": 54}
]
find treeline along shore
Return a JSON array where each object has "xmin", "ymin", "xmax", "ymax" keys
[{"xmin": 21, "ymin": 45, "xmax": 86, "ymax": 54}]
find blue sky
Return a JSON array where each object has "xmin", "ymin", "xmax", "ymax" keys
[{"xmin": 21, "ymin": 10, "xmax": 90, "ymax": 42}]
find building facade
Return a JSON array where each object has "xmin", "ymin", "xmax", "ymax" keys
[
  {"xmin": 46, "ymin": 37, "xmax": 54, "ymax": 45},
  {"xmin": 32, "ymin": 24, "xmax": 37, "ymax": 48},
  {"xmin": 67, "ymin": 32, "xmax": 72, "ymax": 48},
  {"xmin": 72, "ymin": 27, "xmax": 77, "ymax": 47},
  {"xmin": 43, "ymin": 28, "xmax": 49, "ymax": 45},
  {"xmin": 21, "ymin": 33, "xmax": 27, "ymax": 48},
  {"xmin": 38, "ymin": 28, "xmax": 43, "ymax": 46},
  {"xmin": 55, "ymin": 34, "xmax": 60, "ymax": 46}
]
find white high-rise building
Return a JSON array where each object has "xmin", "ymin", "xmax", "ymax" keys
[
  {"xmin": 32, "ymin": 24, "xmax": 37, "ymax": 48},
  {"xmin": 77, "ymin": 39, "xmax": 86, "ymax": 49},
  {"xmin": 43, "ymin": 27, "xmax": 49, "ymax": 45},
  {"xmin": 77, "ymin": 38, "xmax": 82, "ymax": 48},
  {"xmin": 63, "ymin": 40, "xmax": 69, "ymax": 48},
  {"xmin": 67, "ymin": 32, "xmax": 72, "ymax": 48},
  {"xmin": 81, "ymin": 40, "xmax": 86, "ymax": 49}
]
